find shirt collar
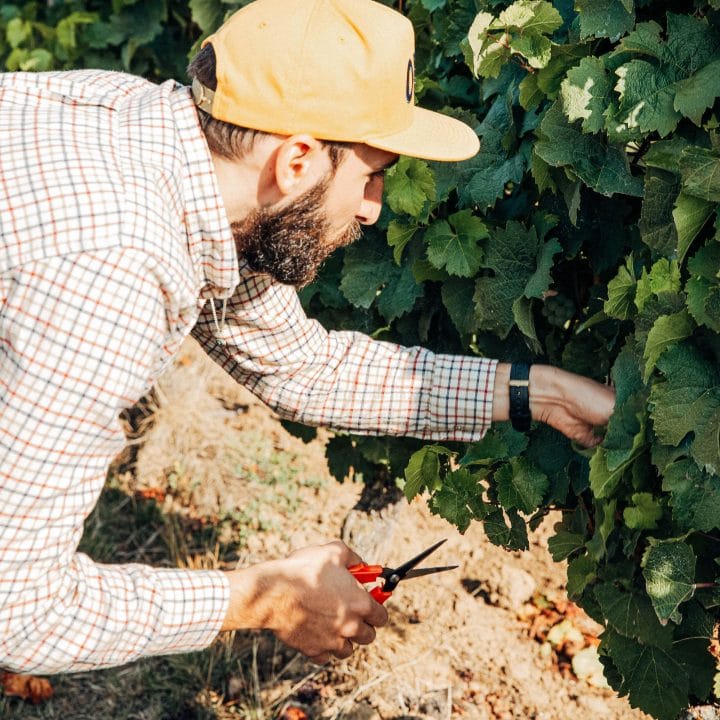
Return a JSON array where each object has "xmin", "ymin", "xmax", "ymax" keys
[{"xmin": 168, "ymin": 82, "xmax": 239, "ymax": 298}]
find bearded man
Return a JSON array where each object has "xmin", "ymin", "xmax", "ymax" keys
[{"xmin": 0, "ymin": 0, "xmax": 614, "ymax": 673}]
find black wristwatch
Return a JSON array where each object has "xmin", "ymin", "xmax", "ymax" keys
[{"xmin": 509, "ymin": 362, "xmax": 531, "ymax": 432}]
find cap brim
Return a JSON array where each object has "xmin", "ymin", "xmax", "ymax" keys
[{"xmin": 364, "ymin": 106, "xmax": 479, "ymax": 162}]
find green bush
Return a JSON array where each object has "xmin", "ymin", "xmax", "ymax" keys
[{"xmin": 4, "ymin": 1, "xmax": 720, "ymax": 717}]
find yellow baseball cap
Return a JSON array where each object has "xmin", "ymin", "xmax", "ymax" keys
[{"xmin": 194, "ymin": 0, "xmax": 479, "ymax": 162}]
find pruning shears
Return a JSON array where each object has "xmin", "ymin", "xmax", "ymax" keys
[{"xmin": 347, "ymin": 539, "xmax": 458, "ymax": 604}]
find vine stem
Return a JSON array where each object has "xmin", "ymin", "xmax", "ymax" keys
[
  {"xmin": 693, "ymin": 582, "xmax": 719, "ymax": 589},
  {"xmin": 697, "ymin": 532, "xmax": 720, "ymax": 543},
  {"xmin": 630, "ymin": 137, "xmax": 652, "ymax": 168}
]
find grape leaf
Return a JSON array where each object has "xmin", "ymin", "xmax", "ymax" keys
[
  {"xmin": 674, "ymin": 59, "xmax": 720, "ymax": 125},
  {"xmin": 634, "ymin": 258, "xmax": 681, "ymax": 313},
  {"xmin": 686, "ymin": 240, "xmax": 720, "ymax": 332},
  {"xmin": 340, "ymin": 237, "xmax": 395, "ymax": 308},
  {"xmin": 612, "ymin": 14, "xmax": 720, "ymax": 137},
  {"xmin": 594, "ymin": 583, "xmax": 674, "ymax": 649},
  {"xmin": 384, "ymin": 157, "xmax": 436, "ymax": 217},
  {"xmin": 560, "ymin": 56, "xmax": 613, "ymax": 134},
  {"xmin": 623, "ymin": 492, "xmax": 663, "ymax": 530},
  {"xmin": 535, "ymin": 102, "xmax": 643, "ymax": 197},
  {"xmin": 189, "ymin": 0, "xmax": 224, "ymax": 34},
  {"xmin": 548, "ymin": 526, "xmax": 585, "ymax": 561},
  {"xmin": 638, "ymin": 169, "xmax": 680, "ymax": 257},
  {"xmin": 420, "ymin": 0, "xmax": 446, "ymax": 10},
  {"xmin": 679, "ymin": 146, "xmax": 720, "ymax": 203},
  {"xmin": 441, "ymin": 277, "xmax": 478, "ymax": 337},
  {"xmin": 576, "ymin": 0, "xmax": 634, "ymax": 42},
  {"xmin": 460, "ymin": 424, "xmax": 529, "ymax": 465},
  {"xmin": 587, "ymin": 497, "xmax": 617, "ymax": 561},
  {"xmin": 650, "ymin": 344, "xmax": 720, "ymax": 474},
  {"xmin": 672, "ymin": 191, "xmax": 714, "ymax": 264},
  {"xmin": 511, "ymin": 33, "xmax": 552, "ymax": 70},
  {"xmin": 590, "ymin": 446, "xmax": 635, "ymax": 499},
  {"xmin": 662, "ymin": 459, "xmax": 720, "ymax": 532},
  {"xmin": 520, "ymin": 73, "xmax": 544, "ymax": 111},
  {"xmin": 467, "ymin": 1, "xmax": 562, "ymax": 77},
  {"xmin": 643, "ymin": 137, "xmax": 692, "ymax": 172},
  {"xmin": 495, "ymin": 457, "xmax": 549, "ymax": 514},
  {"xmin": 467, "ymin": 11, "xmax": 508, "ymax": 78},
  {"xmin": 686, "ymin": 277, "xmax": 720, "ymax": 333},
  {"xmin": 604, "ymin": 255, "xmax": 636, "ymax": 320},
  {"xmin": 387, "ymin": 221, "xmax": 418, "ymax": 265},
  {"xmin": 642, "ymin": 308, "xmax": 694, "ymax": 382},
  {"xmin": 512, "ymin": 296, "xmax": 541, "ymax": 352},
  {"xmin": 614, "ymin": 60, "xmax": 679, "ymax": 138},
  {"xmin": 473, "ymin": 221, "xmax": 553, "ymax": 337},
  {"xmin": 642, "ymin": 536, "xmax": 696, "ymax": 624},
  {"xmin": 404, "ymin": 445, "xmax": 451, "ymax": 501},
  {"xmin": 376, "ymin": 258, "xmax": 424, "ymax": 323},
  {"xmin": 425, "ymin": 210, "xmax": 488, "ymax": 277},
  {"xmin": 458, "ymin": 129, "xmax": 526, "ymax": 209},
  {"xmin": 429, "ymin": 468, "xmax": 489, "ymax": 533},
  {"xmin": 601, "ymin": 629, "xmax": 689, "ymax": 720},
  {"xmin": 567, "ymin": 554, "xmax": 597, "ymax": 599},
  {"xmin": 498, "ymin": 0, "xmax": 563, "ymax": 36},
  {"xmin": 341, "ymin": 236, "xmax": 422, "ymax": 321},
  {"xmin": 483, "ymin": 507, "xmax": 529, "ymax": 550},
  {"xmin": 524, "ymin": 238, "xmax": 562, "ymax": 298}
]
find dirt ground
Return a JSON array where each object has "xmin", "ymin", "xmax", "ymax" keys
[{"xmin": 124, "ymin": 337, "xmax": 650, "ymax": 720}]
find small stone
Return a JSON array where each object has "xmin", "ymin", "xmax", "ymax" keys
[
  {"xmin": 577, "ymin": 694, "xmax": 613, "ymax": 716},
  {"xmin": 572, "ymin": 646, "xmax": 610, "ymax": 689},
  {"xmin": 498, "ymin": 566, "xmax": 537, "ymax": 611}
]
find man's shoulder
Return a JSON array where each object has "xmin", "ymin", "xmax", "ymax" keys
[
  {"xmin": 0, "ymin": 69, "xmax": 157, "ymax": 109},
  {"xmin": 0, "ymin": 70, "xmax": 169, "ymax": 274}
]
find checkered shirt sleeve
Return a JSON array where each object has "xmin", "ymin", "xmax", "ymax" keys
[{"xmin": 193, "ymin": 273, "xmax": 498, "ymax": 441}]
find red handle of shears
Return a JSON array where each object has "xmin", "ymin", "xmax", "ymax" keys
[{"xmin": 348, "ymin": 563, "xmax": 393, "ymax": 604}]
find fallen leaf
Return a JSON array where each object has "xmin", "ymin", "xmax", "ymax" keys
[
  {"xmin": 1, "ymin": 673, "xmax": 54, "ymax": 704},
  {"xmin": 279, "ymin": 705, "xmax": 309, "ymax": 720},
  {"xmin": 136, "ymin": 487, "xmax": 166, "ymax": 502}
]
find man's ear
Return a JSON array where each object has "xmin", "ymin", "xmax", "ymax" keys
[{"xmin": 272, "ymin": 134, "xmax": 327, "ymax": 197}]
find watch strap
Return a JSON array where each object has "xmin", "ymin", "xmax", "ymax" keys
[{"xmin": 509, "ymin": 362, "xmax": 531, "ymax": 432}]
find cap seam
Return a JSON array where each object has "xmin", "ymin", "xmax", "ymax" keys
[{"xmin": 290, "ymin": 0, "xmax": 324, "ymax": 130}]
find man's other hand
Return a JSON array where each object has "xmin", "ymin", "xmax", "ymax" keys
[{"xmin": 222, "ymin": 541, "xmax": 388, "ymax": 663}]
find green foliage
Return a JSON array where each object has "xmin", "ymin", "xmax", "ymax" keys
[
  {"xmin": 301, "ymin": 2, "xmax": 720, "ymax": 716},
  {"xmin": 6, "ymin": 0, "xmax": 720, "ymax": 717}
]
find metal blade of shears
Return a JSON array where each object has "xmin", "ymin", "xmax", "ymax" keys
[{"xmin": 402, "ymin": 565, "xmax": 459, "ymax": 580}]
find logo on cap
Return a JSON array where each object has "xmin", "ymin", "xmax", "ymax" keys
[{"xmin": 405, "ymin": 59, "xmax": 414, "ymax": 103}]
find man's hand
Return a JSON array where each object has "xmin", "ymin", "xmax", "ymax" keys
[
  {"xmin": 222, "ymin": 541, "xmax": 388, "ymax": 663},
  {"xmin": 493, "ymin": 363, "xmax": 615, "ymax": 447}
]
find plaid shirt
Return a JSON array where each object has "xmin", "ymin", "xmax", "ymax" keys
[{"xmin": 0, "ymin": 69, "xmax": 497, "ymax": 674}]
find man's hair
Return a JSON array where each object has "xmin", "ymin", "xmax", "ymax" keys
[{"xmin": 187, "ymin": 45, "xmax": 350, "ymax": 170}]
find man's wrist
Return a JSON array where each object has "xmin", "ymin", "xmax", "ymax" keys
[
  {"xmin": 491, "ymin": 363, "xmax": 511, "ymax": 421},
  {"xmin": 528, "ymin": 364, "xmax": 564, "ymax": 423},
  {"xmin": 221, "ymin": 565, "xmax": 271, "ymax": 632},
  {"xmin": 491, "ymin": 363, "xmax": 566, "ymax": 426}
]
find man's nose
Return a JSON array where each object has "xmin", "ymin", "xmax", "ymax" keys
[{"xmin": 356, "ymin": 179, "xmax": 384, "ymax": 225}]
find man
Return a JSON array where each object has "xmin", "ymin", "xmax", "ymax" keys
[{"xmin": 0, "ymin": 0, "xmax": 615, "ymax": 673}]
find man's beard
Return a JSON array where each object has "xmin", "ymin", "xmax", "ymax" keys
[{"xmin": 231, "ymin": 178, "xmax": 362, "ymax": 288}]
